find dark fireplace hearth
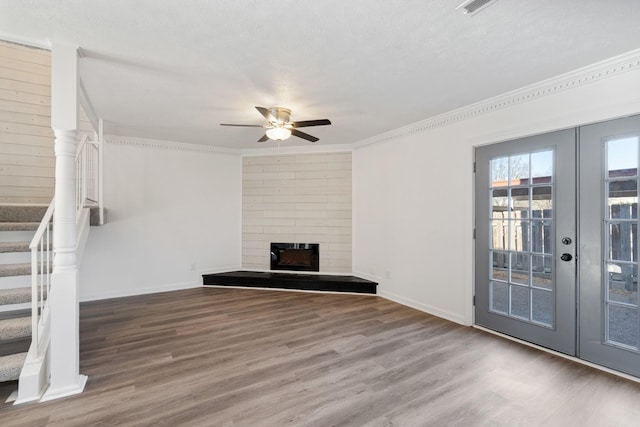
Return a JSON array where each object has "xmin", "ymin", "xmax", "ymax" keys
[{"xmin": 270, "ymin": 243, "xmax": 319, "ymax": 272}]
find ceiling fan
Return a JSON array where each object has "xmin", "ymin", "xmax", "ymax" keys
[{"xmin": 220, "ymin": 106, "xmax": 331, "ymax": 143}]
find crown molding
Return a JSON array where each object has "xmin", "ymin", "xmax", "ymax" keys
[
  {"xmin": 352, "ymin": 48, "xmax": 640, "ymax": 149},
  {"xmin": 105, "ymin": 135, "xmax": 241, "ymax": 155},
  {"xmin": 105, "ymin": 135, "xmax": 351, "ymax": 157}
]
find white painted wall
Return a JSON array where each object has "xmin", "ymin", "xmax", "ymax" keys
[
  {"xmin": 354, "ymin": 58, "xmax": 640, "ymax": 326},
  {"xmin": 79, "ymin": 137, "xmax": 242, "ymax": 301}
]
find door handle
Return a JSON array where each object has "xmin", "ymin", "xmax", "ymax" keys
[{"xmin": 560, "ymin": 253, "xmax": 573, "ymax": 262}]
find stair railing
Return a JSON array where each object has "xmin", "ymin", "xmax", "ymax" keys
[
  {"xmin": 29, "ymin": 198, "xmax": 55, "ymax": 358},
  {"xmin": 75, "ymin": 134, "xmax": 100, "ymax": 215}
]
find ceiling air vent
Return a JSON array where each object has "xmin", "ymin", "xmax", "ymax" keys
[{"xmin": 457, "ymin": 0, "xmax": 497, "ymax": 15}]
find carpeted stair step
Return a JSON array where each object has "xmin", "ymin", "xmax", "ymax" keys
[
  {"xmin": 0, "ymin": 316, "xmax": 31, "ymax": 341},
  {"xmin": 0, "ymin": 205, "xmax": 48, "ymax": 223},
  {"xmin": 0, "ymin": 263, "xmax": 31, "ymax": 278},
  {"xmin": 0, "ymin": 352, "xmax": 27, "ymax": 382},
  {"xmin": 0, "ymin": 222, "xmax": 40, "ymax": 232},
  {"xmin": 0, "ymin": 242, "xmax": 38, "ymax": 265},
  {"xmin": 90, "ymin": 206, "xmax": 104, "ymax": 226},
  {"xmin": 0, "ymin": 242, "xmax": 30, "ymax": 253},
  {"xmin": 0, "ymin": 287, "xmax": 32, "ymax": 305}
]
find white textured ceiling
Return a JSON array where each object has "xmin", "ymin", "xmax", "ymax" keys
[{"xmin": 1, "ymin": 0, "xmax": 640, "ymax": 149}]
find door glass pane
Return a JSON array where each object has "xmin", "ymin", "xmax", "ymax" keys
[
  {"xmin": 607, "ymin": 263, "xmax": 638, "ymax": 304},
  {"xmin": 511, "ymin": 187, "xmax": 529, "ymax": 219},
  {"xmin": 607, "ymin": 137, "xmax": 638, "ymax": 178},
  {"xmin": 531, "ymin": 151, "xmax": 553, "ymax": 184},
  {"xmin": 491, "ymin": 251, "xmax": 509, "ymax": 282},
  {"xmin": 511, "ymin": 252, "xmax": 530, "ymax": 285},
  {"xmin": 510, "ymin": 154, "xmax": 530, "ymax": 185},
  {"xmin": 607, "ymin": 305, "xmax": 639, "ymax": 349},
  {"xmin": 608, "ymin": 223, "xmax": 637, "ymax": 262},
  {"xmin": 604, "ymin": 138, "xmax": 640, "ymax": 351},
  {"xmin": 511, "ymin": 286, "xmax": 530, "ymax": 319},
  {"xmin": 608, "ymin": 181, "xmax": 638, "ymax": 220},
  {"xmin": 491, "ymin": 188, "xmax": 509, "ymax": 218},
  {"xmin": 510, "ymin": 220, "xmax": 529, "ymax": 252},
  {"xmin": 532, "ymin": 288, "xmax": 553, "ymax": 327},
  {"xmin": 531, "ymin": 186, "xmax": 552, "ymax": 216},
  {"xmin": 491, "ymin": 221, "xmax": 508, "ymax": 250},
  {"xmin": 532, "ymin": 255, "xmax": 552, "ymax": 289},
  {"xmin": 531, "ymin": 220, "xmax": 552, "ymax": 254},
  {"xmin": 491, "ymin": 157, "xmax": 509, "ymax": 187},
  {"xmin": 488, "ymin": 149, "xmax": 554, "ymax": 329},
  {"xmin": 491, "ymin": 281, "xmax": 509, "ymax": 314}
]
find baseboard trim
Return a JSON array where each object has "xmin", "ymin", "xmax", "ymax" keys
[
  {"xmin": 80, "ymin": 281, "xmax": 200, "ymax": 302},
  {"xmin": 40, "ymin": 374, "xmax": 88, "ymax": 403},
  {"xmin": 378, "ymin": 288, "xmax": 468, "ymax": 326}
]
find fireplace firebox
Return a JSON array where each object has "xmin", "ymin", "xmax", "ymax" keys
[{"xmin": 270, "ymin": 243, "xmax": 319, "ymax": 272}]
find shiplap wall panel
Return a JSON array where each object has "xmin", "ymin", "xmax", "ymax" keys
[
  {"xmin": 242, "ymin": 152, "xmax": 352, "ymax": 273},
  {"xmin": 2, "ymin": 57, "xmax": 50, "ymax": 75},
  {"xmin": 2, "ymin": 153, "xmax": 54, "ymax": 167},
  {"xmin": 0, "ymin": 142, "xmax": 53, "ymax": 157},
  {"xmin": 0, "ymin": 132, "xmax": 53, "ymax": 147},
  {"xmin": 0, "ymin": 99, "xmax": 50, "ymax": 115},
  {"xmin": 0, "ymin": 41, "xmax": 95, "ymax": 204},
  {"xmin": 0, "ymin": 79, "xmax": 51, "ymax": 96},
  {"xmin": 0, "ymin": 40, "xmax": 53, "ymax": 204},
  {"xmin": 0, "ymin": 121, "xmax": 54, "ymax": 137},
  {"xmin": 0, "ymin": 43, "xmax": 49, "ymax": 65},
  {"xmin": 0, "ymin": 164, "xmax": 55, "ymax": 177},
  {"xmin": 0, "ymin": 67, "xmax": 50, "ymax": 86}
]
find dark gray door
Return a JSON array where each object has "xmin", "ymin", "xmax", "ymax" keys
[
  {"xmin": 475, "ymin": 129, "xmax": 577, "ymax": 355},
  {"xmin": 579, "ymin": 115, "xmax": 640, "ymax": 377}
]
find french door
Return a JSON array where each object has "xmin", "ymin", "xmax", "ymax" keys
[
  {"xmin": 579, "ymin": 116, "xmax": 640, "ymax": 376},
  {"xmin": 475, "ymin": 129, "xmax": 576, "ymax": 355},
  {"xmin": 475, "ymin": 115, "xmax": 640, "ymax": 377}
]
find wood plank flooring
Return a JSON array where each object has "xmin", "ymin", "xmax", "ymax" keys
[{"xmin": 1, "ymin": 287, "xmax": 639, "ymax": 426}]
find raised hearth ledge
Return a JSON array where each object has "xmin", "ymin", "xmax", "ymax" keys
[{"xmin": 202, "ymin": 271, "xmax": 377, "ymax": 294}]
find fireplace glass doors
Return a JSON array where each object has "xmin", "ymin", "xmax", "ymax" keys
[{"xmin": 270, "ymin": 243, "xmax": 320, "ymax": 272}]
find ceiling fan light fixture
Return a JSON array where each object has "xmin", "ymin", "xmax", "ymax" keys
[
  {"xmin": 221, "ymin": 106, "xmax": 330, "ymax": 143},
  {"xmin": 266, "ymin": 127, "xmax": 292, "ymax": 141}
]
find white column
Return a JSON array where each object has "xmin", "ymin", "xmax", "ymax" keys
[{"xmin": 42, "ymin": 42, "xmax": 87, "ymax": 401}]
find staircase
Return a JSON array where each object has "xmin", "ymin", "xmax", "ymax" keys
[{"xmin": 0, "ymin": 205, "xmax": 49, "ymax": 386}]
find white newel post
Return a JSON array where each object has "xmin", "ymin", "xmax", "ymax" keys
[{"xmin": 42, "ymin": 42, "xmax": 88, "ymax": 401}]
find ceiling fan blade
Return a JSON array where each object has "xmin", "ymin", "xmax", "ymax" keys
[
  {"xmin": 255, "ymin": 106, "xmax": 275, "ymax": 123},
  {"xmin": 220, "ymin": 123, "xmax": 265, "ymax": 127},
  {"xmin": 258, "ymin": 134, "xmax": 269, "ymax": 142},
  {"xmin": 291, "ymin": 129, "xmax": 319, "ymax": 143},
  {"xmin": 291, "ymin": 119, "xmax": 331, "ymax": 128}
]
